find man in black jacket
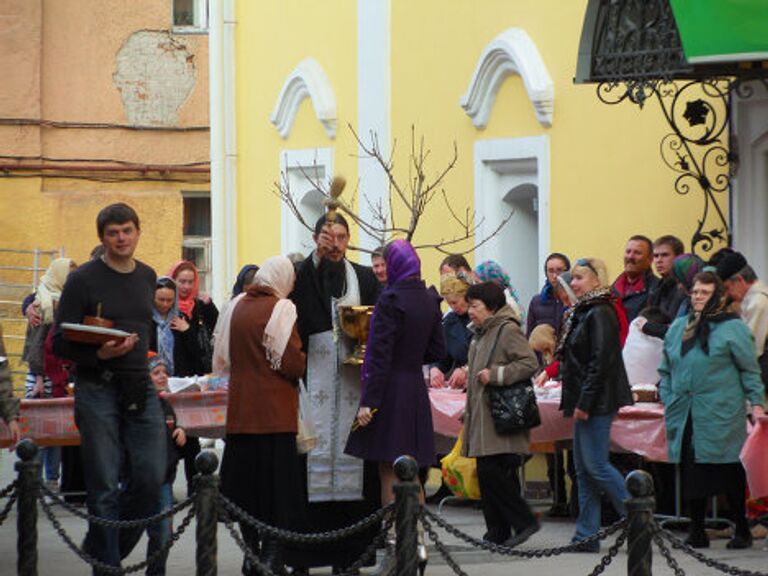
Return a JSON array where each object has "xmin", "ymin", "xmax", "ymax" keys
[{"xmin": 648, "ymin": 235, "xmax": 686, "ymax": 318}]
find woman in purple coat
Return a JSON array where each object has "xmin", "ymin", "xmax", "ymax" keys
[{"xmin": 346, "ymin": 239, "xmax": 445, "ymax": 507}]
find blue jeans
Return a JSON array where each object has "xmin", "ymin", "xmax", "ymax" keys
[
  {"xmin": 39, "ymin": 446, "xmax": 61, "ymax": 482},
  {"xmin": 74, "ymin": 373, "xmax": 165, "ymax": 573},
  {"xmin": 145, "ymin": 482, "xmax": 173, "ymax": 575},
  {"xmin": 572, "ymin": 413, "xmax": 628, "ymax": 541}
]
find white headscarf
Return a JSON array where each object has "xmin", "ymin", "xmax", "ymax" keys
[
  {"xmin": 35, "ymin": 258, "xmax": 74, "ymax": 324},
  {"xmin": 255, "ymin": 256, "xmax": 297, "ymax": 370}
]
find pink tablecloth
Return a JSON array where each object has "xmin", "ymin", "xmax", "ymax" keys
[
  {"xmin": 428, "ymin": 389, "xmax": 669, "ymax": 462},
  {"xmin": 0, "ymin": 391, "xmax": 229, "ymax": 447}
]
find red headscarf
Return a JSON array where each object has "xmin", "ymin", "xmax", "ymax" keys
[{"xmin": 168, "ymin": 260, "xmax": 199, "ymax": 318}]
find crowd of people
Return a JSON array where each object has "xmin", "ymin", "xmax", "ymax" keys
[{"xmin": 0, "ymin": 201, "xmax": 766, "ymax": 575}]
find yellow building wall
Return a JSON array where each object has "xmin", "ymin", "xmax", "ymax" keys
[
  {"xmin": 235, "ymin": 0, "xmax": 712, "ymax": 287},
  {"xmin": 391, "ymin": 0, "xmax": 709, "ymax": 284},
  {"xmin": 0, "ymin": 178, "xmax": 190, "ymax": 273},
  {"xmin": 235, "ymin": 0, "xmax": 360, "ymax": 266}
]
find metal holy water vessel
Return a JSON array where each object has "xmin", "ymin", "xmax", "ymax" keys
[{"xmin": 338, "ymin": 305, "xmax": 374, "ymax": 365}]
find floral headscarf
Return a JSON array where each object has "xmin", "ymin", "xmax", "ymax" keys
[
  {"xmin": 475, "ymin": 260, "xmax": 522, "ymax": 308},
  {"xmin": 440, "ymin": 271, "xmax": 472, "ymax": 297},
  {"xmin": 672, "ymin": 253, "xmax": 704, "ymax": 293}
]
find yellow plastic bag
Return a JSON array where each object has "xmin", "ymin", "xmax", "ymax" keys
[{"xmin": 440, "ymin": 429, "xmax": 481, "ymax": 500}]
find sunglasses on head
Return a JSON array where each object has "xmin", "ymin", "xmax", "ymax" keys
[
  {"xmin": 575, "ymin": 258, "xmax": 598, "ymax": 275},
  {"xmin": 156, "ymin": 277, "xmax": 177, "ymax": 290}
]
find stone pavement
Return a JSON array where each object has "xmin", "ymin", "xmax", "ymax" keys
[{"xmin": 2, "ymin": 450, "xmax": 767, "ymax": 575}]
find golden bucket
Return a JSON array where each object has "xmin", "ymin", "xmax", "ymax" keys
[{"xmin": 338, "ymin": 305, "xmax": 375, "ymax": 365}]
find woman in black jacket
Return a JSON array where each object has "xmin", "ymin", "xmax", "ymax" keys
[{"xmin": 557, "ymin": 257, "xmax": 633, "ymax": 551}]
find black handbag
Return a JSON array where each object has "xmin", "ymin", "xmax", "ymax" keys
[{"xmin": 483, "ymin": 322, "xmax": 541, "ymax": 434}]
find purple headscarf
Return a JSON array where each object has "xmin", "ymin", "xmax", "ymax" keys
[{"xmin": 385, "ymin": 240, "xmax": 421, "ymax": 286}]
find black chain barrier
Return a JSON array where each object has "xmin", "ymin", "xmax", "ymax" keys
[
  {"xmin": 587, "ymin": 529, "xmax": 627, "ymax": 576},
  {"xmin": 0, "ymin": 479, "xmax": 17, "ymax": 499},
  {"xmin": 218, "ymin": 493, "xmax": 393, "ymax": 544},
  {"xmin": 39, "ymin": 483, "xmax": 196, "ymax": 529},
  {"xmin": 420, "ymin": 510, "xmax": 629, "ymax": 575},
  {"xmin": 422, "ymin": 507, "xmax": 627, "ymax": 557},
  {"xmin": 0, "ymin": 493, "xmax": 17, "ymax": 526},
  {"xmin": 219, "ymin": 506, "xmax": 394, "ymax": 576},
  {"xmin": 652, "ymin": 524, "xmax": 687, "ymax": 576},
  {"xmin": 38, "ymin": 494, "xmax": 196, "ymax": 575},
  {"xmin": 653, "ymin": 521, "xmax": 768, "ymax": 576},
  {"xmin": 23, "ymin": 439, "xmax": 764, "ymax": 576},
  {"xmin": 0, "ymin": 481, "xmax": 18, "ymax": 527}
]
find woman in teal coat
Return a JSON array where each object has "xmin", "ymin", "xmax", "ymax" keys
[{"xmin": 659, "ymin": 271, "xmax": 765, "ymax": 549}]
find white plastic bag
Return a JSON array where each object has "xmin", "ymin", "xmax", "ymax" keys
[
  {"xmin": 622, "ymin": 318, "xmax": 664, "ymax": 386},
  {"xmin": 296, "ymin": 379, "xmax": 317, "ymax": 454}
]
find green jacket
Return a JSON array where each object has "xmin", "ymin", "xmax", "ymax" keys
[
  {"xmin": 0, "ymin": 328, "xmax": 20, "ymax": 423},
  {"xmin": 659, "ymin": 316, "xmax": 764, "ymax": 464}
]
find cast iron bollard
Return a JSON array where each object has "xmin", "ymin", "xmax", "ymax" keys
[
  {"xmin": 195, "ymin": 450, "xmax": 219, "ymax": 576},
  {"xmin": 16, "ymin": 439, "xmax": 40, "ymax": 576},
  {"xmin": 625, "ymin": 469, "xmax": 655, "ymax": 576},
  {"xmin": 393, "ymin": 455, "xmax": 420, "ymax": 576}
]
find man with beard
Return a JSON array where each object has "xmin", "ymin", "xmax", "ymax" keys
[
  {"xmin": 289, "ymin": 214, "xmax": 380, "ymax": 574},
  {"xmin": 612, "ymin": 235, "xmax": 660, "ymax": 322}
]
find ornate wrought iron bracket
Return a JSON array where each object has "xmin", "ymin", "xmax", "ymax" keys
[{"xmin": 596, "ymin": 78, "xmax": 731, "ymax": 256}]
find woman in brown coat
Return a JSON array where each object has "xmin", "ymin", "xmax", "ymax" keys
[
  {"xmin": 463, "ymin": 281, "xmax": 540, "ymax": 547},
  {"xmin": 220, "ymin": 255, "xmax": 306, "ymax": 576}
]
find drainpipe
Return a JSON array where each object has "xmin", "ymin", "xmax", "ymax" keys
[{"xmin": 208, "ymin": 0, "xmax": 236, "ymax": 306}]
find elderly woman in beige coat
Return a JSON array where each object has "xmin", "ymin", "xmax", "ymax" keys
[{"xmin": 463, "ymin": 281, "xmax": 540, "ymax": 547}]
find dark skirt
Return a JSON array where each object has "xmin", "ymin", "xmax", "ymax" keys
[
  {"xmin": 681, "ymin": 414, "xmax": 747, "ymax": 501},
  {"xmin": 285, "ymin": 457, "xmax": 381, "ymax": 570},
  {"xmin": 220, "ymin": 433, "xmax": 306, "ymax": 530}
]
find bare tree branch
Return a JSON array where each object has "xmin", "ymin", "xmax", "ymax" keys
[{"xmin": 276, "ymin": 126, "xmax": 512, "ymax": 256}]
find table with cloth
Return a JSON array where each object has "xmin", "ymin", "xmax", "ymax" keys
[
  {"xmin": 428, "ymin": 388, "xmax": 669, "ymax": 462},
  {"xmin": 0, "ymin": 391, "xmax": 228, "ymax": 447},
  {"xmin": 3, "ymin": 388, "xmax": 766, "ymax": 500}
]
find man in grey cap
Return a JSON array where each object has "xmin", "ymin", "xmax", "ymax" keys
[{"xmin": 717, "ymin": 251, "xmax": 768, "ymax": 388}]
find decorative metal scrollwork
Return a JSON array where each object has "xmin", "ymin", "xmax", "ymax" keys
[{"xmin": 597, "ymin": 78, "xmax": 731, "ymax": 256}]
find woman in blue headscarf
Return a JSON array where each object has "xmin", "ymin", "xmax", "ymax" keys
[
  {"xmin": 150, "ymin": 276, "xmax": 198, "ymax": 376},
  {"xmin": 346, "ymin": 240, "xmax": 445, "ymax": 503},
  {"xmin": 231, "ymin": 264, "xmax": 259, "ymax": 299}
]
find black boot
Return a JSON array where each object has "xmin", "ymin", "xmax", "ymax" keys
[{"xmin": 260, "ymin": 539, "xmax": 287, "ymax": 576}]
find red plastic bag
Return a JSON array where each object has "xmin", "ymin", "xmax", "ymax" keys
[{"xmin": 741, "ymin": 419, "xmax": 768, "ymax": 499}]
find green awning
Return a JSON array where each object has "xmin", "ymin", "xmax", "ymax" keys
[{"xmin": 670, "ymin": 0, "xmax": 768, "ymax": 64}]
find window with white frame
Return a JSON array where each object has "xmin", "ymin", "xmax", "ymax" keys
[
  {"xmin": 280, "ymin": 149, "xmax": 333, "ymax": 258},
  {"xmin": 182, "ymin": 192, "xmax": 212, "ymax": 293},
  {"xmin": 173, "ymin": 0, "xmax": 208, "ymax": 32}
]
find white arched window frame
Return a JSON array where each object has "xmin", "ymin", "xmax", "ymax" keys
[
  {"xmin": 460, "ymin": 28, "xmax": 554, "ymax": 128},
  {"xmin": 271, "ymin": 59, "xmax": 337, "ymax": 140}
]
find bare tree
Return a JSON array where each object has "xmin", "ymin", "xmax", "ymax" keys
[{"xmin": 275, "ymin": 124, "xmax": 513, "ymax": 254}]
